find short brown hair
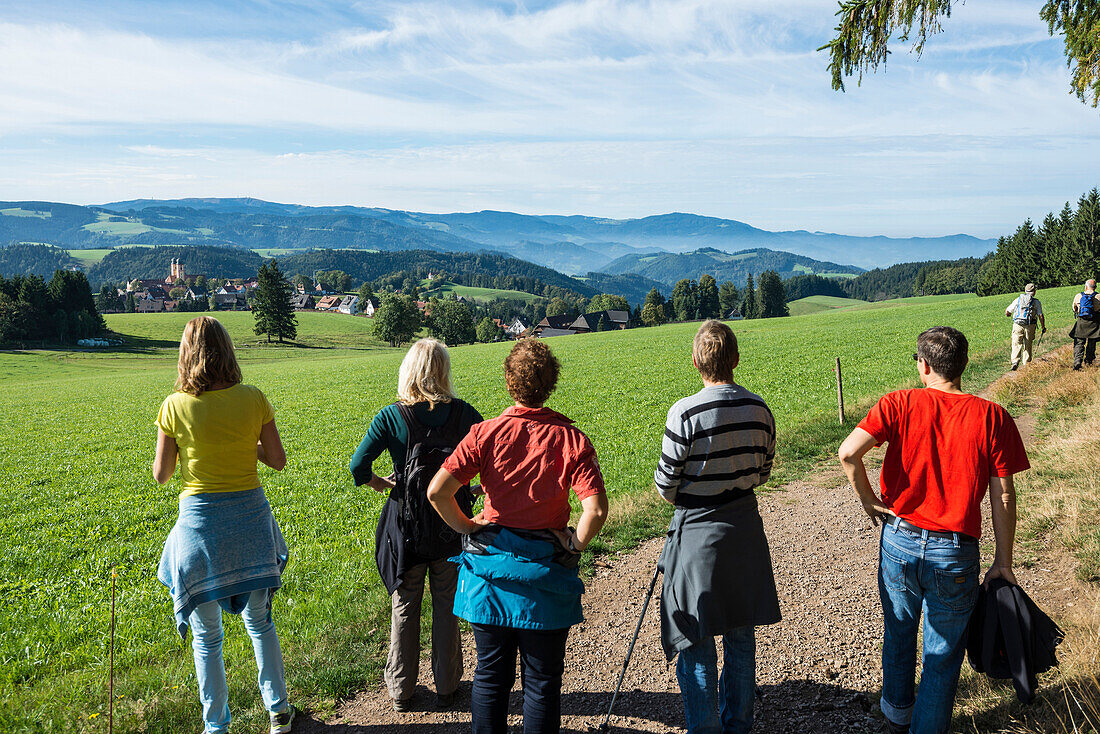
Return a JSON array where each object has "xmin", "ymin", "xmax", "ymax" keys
[
  {"xmin": 175, "ymin": 316, "xmax": 242, "ymax": 396},
  {"xmin": 916, "ymin": 326, "xmax": 968, "ymax": 381},
  {"xmin": 693, "ymin": 320, "xmax": 739, "ymax": 382},
  {"xmin": 504, "ymin": 339, "xmax": 560, "ymax": 407}
]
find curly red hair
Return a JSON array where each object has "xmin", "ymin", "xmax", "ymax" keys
[{"xmin": 504, "ymin": 339, "xmax": 560, "ymax": 407}]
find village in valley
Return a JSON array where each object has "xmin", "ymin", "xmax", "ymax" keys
[{"xmin": 113, "ymin": 259, "xmax": 635, "ymax": 342}]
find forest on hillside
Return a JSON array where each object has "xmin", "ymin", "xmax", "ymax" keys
[{"xmin": 976, "ymin": 189, "xmax": 1100, "ymax": 296}]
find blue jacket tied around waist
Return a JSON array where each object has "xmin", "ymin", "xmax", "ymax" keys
[
  {"xmin": 452, "ymin": 527, "xmax": 584, "ymax": 631},
  {"xmin": 158, "ymin": 487, "xmax": 289, "ymax": 637}
]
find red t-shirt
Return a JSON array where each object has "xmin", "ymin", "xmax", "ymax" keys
[
  {"xmin": 441, "ymin": 405, "xmax": 606, "ymax": 530},
  {"xmin": 858, "ymin": 388, "xmax": 1029, "ymax": 538}
]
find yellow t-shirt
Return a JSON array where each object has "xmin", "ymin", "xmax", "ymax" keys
[{"xmin": 156, "ymin": 383, "xmax": 275, "ymax": 497}]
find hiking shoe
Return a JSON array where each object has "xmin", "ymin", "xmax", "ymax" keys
[
  {"xmin": 435, "ymin": 691, "xmax": 455, "ymax": 709},
  {"xmin": 270, "ymin": 704, "xmax": 297, "ymax": 734},
  {"xmin": 883, "ymin": 718, "xmax": 909, "ymax": 734},
  {"xmin": 1011, "ymin": 362, "xmax": 1019, "ymax": 371},
  {"xmin": 393, "ymin": 697, "xmax": 414, "ymax": 713}
]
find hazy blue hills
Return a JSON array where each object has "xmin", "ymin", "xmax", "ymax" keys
[
  {"xmin": 95, "ymin": 198, "xmax": 996, "ymax": 272},
  {"xmin": 603, "ymin": 247, "xmax": 864, "ymax": 288}
]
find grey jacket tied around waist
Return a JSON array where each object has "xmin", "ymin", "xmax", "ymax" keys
[{"xmin": 657, "ymin": 494, "xmax": 781, "ymax": 660}]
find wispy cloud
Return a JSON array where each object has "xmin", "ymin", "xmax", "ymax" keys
[{"xmin": 0, "ymin": 0, "xmax": 1095, "ymax": 239}]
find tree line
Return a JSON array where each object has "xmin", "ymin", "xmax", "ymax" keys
[
  {"xmin": 0, "ymin": 270, "xmax": 106, "ymax": 346},
  {"xmin": 976, "ymin": 188, "xmax": 1100, "ymax": 296}
]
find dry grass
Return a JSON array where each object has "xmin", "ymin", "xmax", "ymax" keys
[{"xmin": 956, "ymin": 352, "xmax": 1100, "ymax": 732}]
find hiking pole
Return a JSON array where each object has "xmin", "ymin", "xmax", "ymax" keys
[
  {"xmin": 590, "ymin": 563, "xmax": 661, "ymax": 734},
  {"xmin": 109, "ymin": 567, "xmax": 117, "ymax": 734}
]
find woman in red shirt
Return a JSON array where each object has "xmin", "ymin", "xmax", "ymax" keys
[{"xmin": 428, "ymin": 339, "xmax": 608, "ymax": 734}]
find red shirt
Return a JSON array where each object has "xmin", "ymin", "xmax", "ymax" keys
[
  {"xmin": 442, "ymin": 405, "xmax": 606, "ymax": 530},
  {"xmin": 858, "ymin": 388, "xmax": 1029, "ymax": 538}
]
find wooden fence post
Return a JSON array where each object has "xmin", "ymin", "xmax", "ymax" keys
[{"xmin": 835, "ymin": 357, "xmax": 845, "ymax": 424}]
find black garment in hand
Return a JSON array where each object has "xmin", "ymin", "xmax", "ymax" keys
[{"xmin": 966, "ymin": 578, "xmax": 1064, "ymax": 704}]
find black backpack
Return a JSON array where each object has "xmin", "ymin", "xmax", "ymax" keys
[{"xmin": 394, "ymin": 401, "xmax": 473, "ymax": 560}]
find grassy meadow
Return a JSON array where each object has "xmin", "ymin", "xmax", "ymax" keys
[{"xmin": 0, "ymin": 286, "xmax": 1083, "ymax": 731}]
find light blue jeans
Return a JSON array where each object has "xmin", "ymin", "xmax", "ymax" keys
[
  {"xmin": 675, "ymin": 626, "xmax": 756, "ymax": 734},
  {"xmin": 879, "ymin": 521, "xmax": 980, "ymax": 734},
  {"xmin": 188, "ymin": 589, "xmax": 288, "ymax": 734}
]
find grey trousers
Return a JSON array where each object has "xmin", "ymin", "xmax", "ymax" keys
[
  {"xmin": 1074, "ymin": 338, "xmax": 1097, "ymax": 368},
  {"xmin": 384, "ymin": 559, "xmax": 463, "ymax": 701}
]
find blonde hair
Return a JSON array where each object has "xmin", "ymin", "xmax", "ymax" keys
[
  {"xmin": 397, "ymin": 338, "xmax": 455, "ymax": 409},
  {"xmin": 693, "ymin": 319, "xmax": 739, "ymax": 382},
  {"xmin": 175, "ymin": 316, "xmax": 242, "ymax": 396}
]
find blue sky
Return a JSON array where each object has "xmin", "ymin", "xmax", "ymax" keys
[{"xmin": 0, "ymin": 0, "xmax": 1098, "ymax": 237}]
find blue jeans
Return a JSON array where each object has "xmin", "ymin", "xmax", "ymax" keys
[
  {"xmin": 879, "ymin": 521, "xmax": 980, "ymax": 734},
  {"xmin": 675, "ymin": 626, "xmax": 755, "ymax": 734},
  {"xmin": 469, "ymin": 623, "xmax": 569, "ymax": 734},
  {"xmin": 188, "ymin": 589, "xmax": 289, "ymax": 734}
]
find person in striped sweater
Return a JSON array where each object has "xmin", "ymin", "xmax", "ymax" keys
[{"xmin": 654, "ymin": 319, "xmax": 781, "ymax": 734}]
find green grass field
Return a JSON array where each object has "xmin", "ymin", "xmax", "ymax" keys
[
  {"xmin": 420, "ymin": 279, "xmax": 538, "ymax": 304},
  {"xmin": 0, "ymin": 207, "xmax": 51, "ymax": 219},
  {"xmin": 65, "ymin": 248, "xmax": 116, "ymax": 266},
  {"xmin": 0, "ymin": 287, "xmax": 1081, "ymax": 731},
  {"xmin": 787, "ymin": 295, "xmax": 868, "ymax": 316}
]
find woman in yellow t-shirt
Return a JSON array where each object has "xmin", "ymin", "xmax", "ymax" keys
[{"xmin": 153, "ymin": 316, "xmax": 296, "ymax": 734}]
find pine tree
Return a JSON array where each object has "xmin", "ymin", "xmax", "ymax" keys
[
  {"xmin": 252, "ymin": 261, "xmax": 298, "ymax": 344},
  {"xmin": 697, "ymin": 274, "xmax": 721, "ymax": 320},
  {"xmin": 743, "ymin": 274, "xmax": 757, "ymax": 319},
  {"xmin": 671, "ymin": 279, "xmax": 698, "ymax": 322},
  {"xmin": 757, "ymin": 270, "xmax": 789, "ymax": 318},
  {"xmin": 823, "ymin": 2, "xmax": 1100, "ymax": 107},
  {"xmin": 1070, "ymin": 188, "xmax": 1100, "ymax": 283},
  {"xmin": 718, "ymin": 281, "xmax": 739, "ymax": 316}
]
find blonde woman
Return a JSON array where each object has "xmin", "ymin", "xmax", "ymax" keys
[
  {"xmin": 349, "ymin": 338, "xmax": 483, "ymax": 712},
  {"xmin": 153, "ymin": 316, "xmax": 295, "ymax": 734}
]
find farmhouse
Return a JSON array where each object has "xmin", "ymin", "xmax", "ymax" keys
[
  {"xmin": 570, "ymin": 310, "xmax": 629, "ymax": 333},
  {"xmin": 537, "ymin": 328, "xmax": 575, "ymax": 338},
  {"xmin": 137, "ymin": 297, "xmax": 165, "ymax": 313},
  {"xmin": 532, "ymin": 314, "xmax": 574, "ymax": 336},
  {"xmin": 360, "ymin": 297, "xmax": 380, "ymax": 317},
  {"xmin": 290, "ymin": 293, "xmax": 315, "ymax": 310},
  {"xmin": 316, "ymin": 295, "xmax": 342, "ymax": 311},
  {"xmin": 505, "ymin": 317, "xmax": 528, "ymax": 337},
  {"xmin": 337, "ymin": 295, "xmax": 359, "ymax": 315}
]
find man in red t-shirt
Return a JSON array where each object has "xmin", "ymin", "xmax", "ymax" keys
[{"xmin": 838, "ymin": 326, "xmax": 1029, "ymax": 734}]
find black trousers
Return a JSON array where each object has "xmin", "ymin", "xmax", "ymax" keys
[
  {"xmin": 470, "ymin": 623, "xmax": 570, "ymax": 734},
  {"xmin": 1073, "ymin": 337, "xmax": 1097, "ymax": 367}
]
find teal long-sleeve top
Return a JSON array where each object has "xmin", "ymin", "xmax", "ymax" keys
[{"xmin": 349, "ymin": 400, "xmax": 482, "ymax": 486}]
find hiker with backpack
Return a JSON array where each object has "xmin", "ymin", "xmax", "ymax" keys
[
  {"xmin": 427, "ymin": 339, "xmax": 609, "ymax": 734},
  {"xmin": 1070, "ymin": 278, "xmax": 1099, "ymax": 371},
  {"xmin": 1004, "ymin": 283, "xmax": 1045, "ymax": 370},
  {"xmin": 349, "ymin": 338, "xmax": 483, "ymax": 712}
]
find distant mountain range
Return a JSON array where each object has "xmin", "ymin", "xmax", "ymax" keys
[
  {"xmin": 95, "ymin": 198, "xmax": 995, "ymax": 271},
  {"xmin": 0, "ymin": 198, "xmax": 997, "ymax": 286}
]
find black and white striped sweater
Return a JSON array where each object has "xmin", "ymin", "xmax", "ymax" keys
[{"xmin": 654, "ymin": 383, "xmax": 775, "ymax": 506}]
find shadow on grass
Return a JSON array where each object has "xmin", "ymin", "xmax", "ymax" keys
[{"xmin": 958, "ymin": 671, "xmax": 1100, "ymax": 733}]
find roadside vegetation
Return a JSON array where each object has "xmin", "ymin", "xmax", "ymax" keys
[
  {"xmin": 950, "ymin": 345, "xmax": 1100, "ymax": 732},
  {"xmin": 0, "ymin": 286, "xmax": 1088, "ymax": 731}
]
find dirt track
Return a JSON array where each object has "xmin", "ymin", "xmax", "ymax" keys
[{"xmin": 297, "ymin": 363, "xmax": 1081, "ymax": 733}]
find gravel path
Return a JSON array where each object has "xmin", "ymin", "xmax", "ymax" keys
[{"xmin": 298, "ymin": 368, "xmax": 1079, "ymax": 733}]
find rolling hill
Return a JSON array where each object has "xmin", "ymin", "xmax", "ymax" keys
[
  {"xmin": 602, "ymin": 247, "xmax": 864, "ymax": 287},
  {"xmin": 94, "ymin": 198, "xmax": 995, "ymax": 271}
]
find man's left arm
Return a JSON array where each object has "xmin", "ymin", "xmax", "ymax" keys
[{"xmin": 984, "ymin": 475, "xmax": 1017, "ymax": 585}]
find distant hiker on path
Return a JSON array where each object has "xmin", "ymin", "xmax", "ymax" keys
[
  {"xmin": 838, "ymin": 326, "xmax": 1029, "ymax": 734},
  {"xmin": 653, "ymin": 319, "xmax": 781, "ymax": 734},
  {"xmin": 153, "ymin": 316, "xmax": 296, "ymax": 734},
  {"xmin": 1004, "ymin": 283, "xmax": 1045, "ymax": 369},
  {"xmin": 349, "ymin": 338, "xmax": 483, "ymax": 712},
  {"xmin": 427, "ymin": 339, "xmax": 608, "ymax": 734},
  {"xmin": 1070, "ymin": 279, "xmax": 1099, "ymax": 371}
]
